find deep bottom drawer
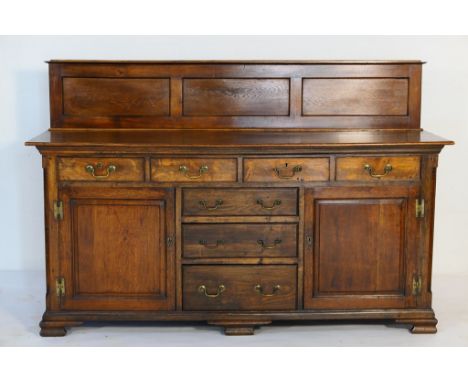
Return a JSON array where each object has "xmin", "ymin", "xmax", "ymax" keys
[{"xmin": 183, "ymin": 265, "xmax": 297, "ymax": 311}]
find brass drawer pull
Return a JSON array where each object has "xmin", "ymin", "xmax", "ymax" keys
[
  {"xmin": 198, "ymin": 199, "xmax": 223, "ymax": 210},
  {"xmin": 85, "ymin": 163, "xmax": 117, "ymax": 179},
  {"xmin": 273, "ymin": 164, "xmax": 302, "ymax": 179},
  {"xmin": 256, "ymin": 199, "xmax": 282, "ymax": 210},
  {"xmin": 254, "ymin": 284, "xmax": 281, "ymax": 297},
  {"xmin": 363, "ymin": 163, "xmax": 393, "ymax": 179},
  {"xmin": 179, "ymin": 164, "xmax": 209, "ymax": 179},
  {"xmin": 257, "ymin": 239, "xmax": 282, "ymax": 249},
  {"xmin": 198, "ymin": 284, "xmax": 225, "ymax": 298},
  {"xmin": 199, "ymin": 240, "xmax": 225, "ymax": 248}
]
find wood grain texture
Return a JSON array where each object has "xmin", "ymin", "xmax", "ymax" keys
[
  {"xmin": 316, "ymin": 199, "xmax": 405, "ymax": 293},
  {"xmin": 73, "ymin": 201, "xmax": 163, "ymax": 295},
  {"xmin": 182, "ymin": 223, "xmax": 297, "ymax": 258},
  {"xmin": 151, "ymin": 158, "xmax": 237, "ymax": 182},
  {"xmin": 417, "ymin": 155, "xmax": 438, "ymax": 309},
  {"xmin": 182, "ymin": 188, "xmax": 298, "ymax": 216},
  {"xmin": 59, "ymin": 186, "xmax": 175, "ymax": 311},
  {"xmin": 181, "ymin": 216, "xmax": 299, "ymax": 224},
  {"xmin": 181, "ymin": 258, "xmax": 297, "ymax": 265},
  {"xmin": 183, "ymin": 79, "xmax": 290, "ymax": 116},
  {"xmin": 243, "ymin": 157, "xmax": 329, "ymax": 182},
  {"xmin": 182, "ymin": 265, "xmax": 297, "ymax": 310},
  {"xmin": 336, "ymin": 156, "xmax": 420, "ymax": 181},
  {"xmin": 43, "ymin": 156, "xmax": 61, "ymax": 311},
  {"xmin": 48, "ymin": 61, "xmax": 425, "ymax": 129},
  {"xmin": 302, "ymin": 78, "xmax": 408, "ymax": 116},
  {"xmin": 63, "ymin": 78, "xmax": 170, "ymax": 116},
  {"xmin": 58, "ymin": 157, "xmax": 144, "ymax": 181},
  {"xmin": 26, "ymin": 130, "xmax": 454, "ymax": 150},
  {"xmin": 304, "ymin": 186, "xmax": 419, "ymax": 310}
]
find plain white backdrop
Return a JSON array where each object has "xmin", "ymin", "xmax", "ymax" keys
[
  {"xmin": 1, "ymin": 0, "xmax": 468, "ymax": 373},
  {"xmin": 0, "ymin": 35, "xmax": 467, "ymax": 275},
  {"xmin": 0, "ymin": 8, "xmax": 467, "ymax": 380}
]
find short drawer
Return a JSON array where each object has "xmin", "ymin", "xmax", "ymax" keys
[
  {"xmin": 336, "ymin": 156, "xmax": 420, "ymax": 181},
  {"xmin": 58, "ymin": 157, "xmax": 144, "ymax": 181},
  {"xmin": 244, "ymin": 157, "xmax": 329, "ymax": 182},
  {"xmin": 183, "ymin": 265, "xmax": 297, "ymax": 311},
  {"xmin": 182, "ymin": 223, "xmax": 297, "ymax": 258},
  {"xmin": 182, "ymin": 188, "xmax": 298, "ymax": 216},
  {"xmin": 151, "ymin": 158, "xmax": 237, "ymax": 182}
]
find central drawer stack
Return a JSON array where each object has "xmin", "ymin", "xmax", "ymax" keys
[
  {"xmin": 181, "ymin": 187, "xmax": 299, "ymax": 311},
  {"xmin": 161, "ymin": 156, "xmax": 330, "ymax": 312}
]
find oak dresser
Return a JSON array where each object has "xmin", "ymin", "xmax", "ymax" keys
[{"xmin": 26, "ymin": 60, "xmax": 453, "ymax": 336}]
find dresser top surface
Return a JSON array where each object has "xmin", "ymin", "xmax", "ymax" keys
[
  {"xmin": 47, "ymin": 59, "xmax": 425, "ymax": 65},
  {"xmin": 26, "ymin": 129, "xmax": 453, "ymax": 149}
]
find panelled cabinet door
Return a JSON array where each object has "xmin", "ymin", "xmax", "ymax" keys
[
  {"xmin": 58, "ymin": 186, "xmax": 175, "ymax": 311},
  {"xmin": 304, "ymin": 186, "xmax": 420, "ymax": 310}
]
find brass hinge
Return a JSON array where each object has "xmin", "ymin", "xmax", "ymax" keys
[
  {"xmin": 53, "ymin": 200, "xmax": 63, "ymax": 220},
  {"xmin": 415, "ymin": 198, "xmax": 425, "ymax": 218},
  {"xmin": 55, "ymin": 277, "xmax": 65, "ymax": 297},
  {"xmin": 412, "ymin": 275, "xmax": 422, "ymax": 296}
]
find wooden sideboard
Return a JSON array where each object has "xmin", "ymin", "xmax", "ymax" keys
[{"xmin": 26, "ymin": 60, "xmax": 453, "ymax": 336}]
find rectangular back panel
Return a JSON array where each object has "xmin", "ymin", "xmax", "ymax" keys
[
  {"xmin": 49, "ymin": 61, "xmax": 422, "ymax": 129},
  {"xmin": 183, "ymin": 78, "xmax": 290, "ymax": 116},
  {"xmin": 63, "ymin": 78, "xmax": 170, "ymax": 116},
  {"xmin": 302, "ymin": 78, "xmax": 408, "ymax": 116}
]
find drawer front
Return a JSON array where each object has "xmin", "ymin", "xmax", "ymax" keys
[
  {"xmin": 183, "ymin": 265, "xmax": 297, "ymax": 311},
  {"xmin": 244, "ymin": 157, "xmax": 330, "ymax": 182},
  {"xmin": 58, "ymin": 157, "xmax": 144, "ymax": 181},
  {"xmin": 182, "ymin": 188, "xmax": 298, "ymax": 216},
  {"xmin": 183, "ymin": 223, "xmax": 297, "ymax": 258},
  {"xmin": 336, "ymin": 156, "xmax": 420, "ymax": 181},
  {"xmin": 151, "ymin": 158, "xmax": 237, "ymax": 182}
]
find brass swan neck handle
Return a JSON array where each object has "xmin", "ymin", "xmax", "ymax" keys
[
  {"xmin": 85, "ymin": 163, "xmax": 117, "ymax": 179},
  {"xmin": 256, "ymin": 199, "xmax": 282, "ymax": 210},
  {"xmin": 179, "ymin": 164, "xmax": 209, "ymax": 179},
  {"xmin": 363, "ymin": 163, "xmax": 393, "ymax": 179},
  {"xmin": 273, "ymin": 164, "xmax": 302, "ymax": 179},
  {"xmin": 254, "ymin": 284, "xmax": 281, "ymax": 297},
  {"xmin": 198, "ymin": 285, "xmax": 225, "ymax": 298}
]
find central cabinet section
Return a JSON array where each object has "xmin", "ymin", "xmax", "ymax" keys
[
  {"xmin": 181, "ymin": 187, "xmax": 300, "ymax": 311},
  {"xmin": 54, "ymin": 154, "xmax": 422, "ymax": 315}
]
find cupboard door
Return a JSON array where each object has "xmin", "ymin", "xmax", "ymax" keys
[
  {"xmin": 304, "ymin": 186, "xmax": 419, "ymax": 309},
  {"xmin": 58, "ymin": 186, "xmax": 175, "ymax": 311}
]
